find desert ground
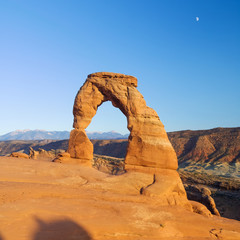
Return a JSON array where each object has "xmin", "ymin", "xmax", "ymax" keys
[{"xmin": 0, "ymin": 156, "xmax": 240, "ymax": 240}]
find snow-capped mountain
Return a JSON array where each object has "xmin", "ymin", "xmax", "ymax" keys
[
  {"xmin": 87, "ymin": 131, "xmax": 128, "ymax": 140},
  {"xmin": 0, "ymin": 130, "xmax": 70, "ymax": 140},
  {"xmin": 0, "ymin": 130, "xmax": 128, "ymax": 140}
]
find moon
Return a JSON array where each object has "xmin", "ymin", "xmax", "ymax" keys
[{"xmin": 196, "ymin": 17, "xmax": 199, "ymax": 22}]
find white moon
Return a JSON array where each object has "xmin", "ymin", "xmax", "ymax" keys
[{"xmin": 196, "ymin": 17, "xmax": 199, "ymax": 22}]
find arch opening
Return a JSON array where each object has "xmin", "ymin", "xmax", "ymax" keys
[
  {"xmin": 86, "ymin": 100, "xmax": 129, "ymax": 175},
  {"xmin": 86, "ymin": 101, "xmax": 129, "ymax": 137}
]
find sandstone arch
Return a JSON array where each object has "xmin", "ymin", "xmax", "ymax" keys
[{"xmin": 68, "ymin": 72, "xmax": 178, "ymax": 170}]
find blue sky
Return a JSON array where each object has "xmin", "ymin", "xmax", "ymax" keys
[{"xmin": 0, "ymin": 0, "xmax": 239, "ymax": 135}]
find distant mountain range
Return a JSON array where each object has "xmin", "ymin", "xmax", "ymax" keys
[
  {"xmin": 0, "ymin": 127, "xmax": 239, "ymax": 167},
  {"xmin": 0, "ymin": 130, "xmax": 128, "ymax": 141}
]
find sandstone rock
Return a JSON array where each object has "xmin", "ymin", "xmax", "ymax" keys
[
  {"xmin": 29, "ymin": 147, "xmax": 55, "ymax": 160},
  {"xmin": 68, "ymin": 129, "xmax": 93, "ymax": 161},
  {"xmin": 52, "ymin": 156, "xmax": 92, "ymax": 166},
  {"xmin": 10, "ymin": 152, "xmax": 29, "ymax": 159},
  {"xmin": 58, "ymin": 152, "xmax": 71, "ymax": 158},
  {"xmin": 184, "ymin": 184, "xmax": 220, "ymax": 216},
  {"xmin": 209, "ymin": 228, "xmax": 240, "ymax": 240},
  {"xmin": 38, "ymin": 148, "xmax": 55, "ymax": 159},
  {"xmin": 64, "ymin": 72, "xmax": 190, "ymax": 208},
  {"xmin": 93, "ymin": 154, "xmax": 125, "ymax": 175},
  {"xmin": 1, "ymin": 156, "xmax": 240, "ymax": 239},
  {"xmin": 52, "ymin": 151, "xmax": 70, "ymax": 163},
  {"xmin": 53, "ymin": 151, "xmax": 91, "ymax": 166},
  {"xmin": 29, "ymin": 147, "xmax": 39, "ymax": 159},
  {"xmin": 168, "ymin": 127, "xmax": 240, "ymax": 165},
  {"xmin": 69, "ymin": 72, "xmax": 177, "ymax": 170},
  {"xmin": 140, "ymin": 170, "xmax": 191, "ymax": 209},
  {"xmin": 190, "ymin": 200, "xmax": 212, "ymax": 217}
]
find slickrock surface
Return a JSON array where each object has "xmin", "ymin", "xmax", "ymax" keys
[
  {"xmin": 69, "ymin": 72, "xmax": 177, "ymax": 170},
  {"xmin": 0, "ymin": 156, "xmax": 240, "ymax": 240}
]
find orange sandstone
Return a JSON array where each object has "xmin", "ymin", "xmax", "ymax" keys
[{"xmin": 68, "ymin": 72, "xmax": 177, "ymax": 170}]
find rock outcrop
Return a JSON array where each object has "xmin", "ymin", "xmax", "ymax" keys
[
  {"xmin": 190, "ymin": 200, "xmax": 212, "ymax": 217},
  {"xmin": 10, "ymin": 152, "xmax": 29, "ymax": 159},
  {"xmin": 184, "ymin": 184, "xmax": 220, "ymax": 216},
  {"xmin": 29, "ymin": 147, "xmax": 55, "ymax": 160},
  {"xmin": 68, "ymin": 72, "xmax": 177, "ymax": 170},
  {"xmin": 10, "ymin": 148, "xmax": 62, "ymax": 161},
  {"xmin": 29, "ymin": 147, "xmax": 39, "ymax": 159},
  {"xmin": 93, "ymin": 154, "xmax": 125, "ymax": 175}
]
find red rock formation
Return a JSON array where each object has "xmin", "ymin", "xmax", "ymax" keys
[
  {"xmin": 68, "ymin": 72, "xmax": 178, "ymax": 170},
  {"xmin": 68, "ymin": 129, "xmax": 93, "ymax": 161},
  {"xmin": 168, "ymin": 127, "xmax": 240, "ymax": 164},
  {"xmin": 10, "ymin": 152, "xmax": 29, "ymax": 159}
]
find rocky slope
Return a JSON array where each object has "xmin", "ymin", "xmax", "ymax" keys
[
  {"xmin": 1, "ymin": 156, "xmax": 240, "ymax": 240},
  {"xmin": 91, "ymin": 155, "xmax": 240, "ymax": 221},
  {"xmin": 168, "ymin": 127, "xmax": 240, "ymax": 166}
]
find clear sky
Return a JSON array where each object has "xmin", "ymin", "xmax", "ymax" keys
[{"xmin": 0, "ymin": 0, "xmax": 239, "ymax": 135}]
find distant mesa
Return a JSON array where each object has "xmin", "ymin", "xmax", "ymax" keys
[{"xmin": 168, "ymin": 127, "xmax": 240, "ymax": 165}]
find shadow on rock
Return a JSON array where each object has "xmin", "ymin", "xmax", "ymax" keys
[
  {"xmin": 0, "ymin": 233, "xmax": 5, "ymax": 240},
  {"xmin": 32, "ymin": 217, "xmax": 92, "ymax": 240}
]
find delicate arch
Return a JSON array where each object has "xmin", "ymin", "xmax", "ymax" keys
[{"xmin": 68, "ymin": 72, "xmax": 178, "ymax": 170}]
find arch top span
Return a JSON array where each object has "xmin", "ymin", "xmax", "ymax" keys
[
  {"xmin": 68, "ymin": 72, "xmax": 178, "ymax": 170},
  {"xmin": 88, "ymin": 72, "xmax": 138, "ymax": 87}
]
